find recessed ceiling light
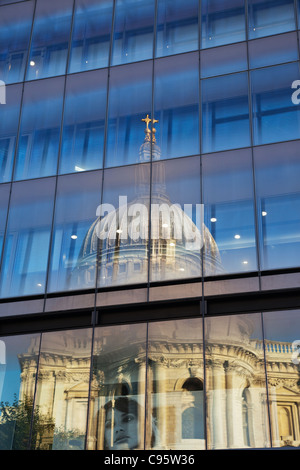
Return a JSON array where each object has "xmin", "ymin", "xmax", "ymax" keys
[
  {"xmin": 30, "ymin": 60, "xmax": 35, "ymax": 66},
  {"xmin": 210, "ymin": 217, "xmax": 217, "ymax": 222},
  {"xmin": 116, "ymin": 229, "xmax": 122, "ymax": 234},
  {"xmin": 75, "ymin": 166, "xmax": 85, "ymax": 172},
  {"xmin": 170, "ymin": 242, "xmax": 175, "ymax": 246},
  {"xmin": 234, "ymin": 234, "xmax": 241, "ymax": 239},
  {"xmin": 162, "ymin": 223, "xmax": 168, "ymax": 228},
  {"xmin": 262, "ymin": 211, "xmax": 267, "ymax": 216},
  {"xmin": 71, "ymin": 234, "xmax": 77, "ymax": 240},
  {"xmin": 37, "ymin": 283, "xmax": 42, "ymax": 287},
  {"xmin": 242, "ymin": 260, "xmax": 248, "ymax": 265}
]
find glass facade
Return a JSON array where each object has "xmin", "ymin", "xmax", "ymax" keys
[{"xmin": 0, "ymin": 0, "xmax": 300, "ymax": 451}]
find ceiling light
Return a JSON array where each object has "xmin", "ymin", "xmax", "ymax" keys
[
  {"xmin": 162, "ymin": 223, "xmax": 168, "ymax": 228},
  {"xmin": 30, "ymin": 60, "xmax": 35, "ymax": 66},
  {"xmin": 170, "ymin": 242, "xmax": 175, "ymax": 246},
  {"xmin": 262, "ymin": 211, "xmax": 267, "ymax": 216},
  {"xmin": 71, "ymin": 234, "xmax": 77, "ymax": 240},
  {"xmin": 210, "ymin": 217, "xmax": 217, "ymax": 222},
  {"xmin": 75, "ymin": 165, "xmax": 85, "ymax": 172},
  {"xmin": 37, "ymin": 283, "xmax": 42, "ymax": 287},
  {"xmin": 242, "ymin": 260, "xmax": 248, "ymax": 265},
  {"xmin": 234, "ymin": 234, "xmax": 241, "ymax": 239}
]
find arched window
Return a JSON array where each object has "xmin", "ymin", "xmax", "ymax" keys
[{"xmin": 181, "ymin": 378, "xmax": 204, "ymax": 440}]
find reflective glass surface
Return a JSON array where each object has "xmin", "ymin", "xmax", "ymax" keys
[
  {"xmin": 0, "ymin": 178, "xmax": 55, "ymax": 299},
  {"xmin": 248, "ymin": 0, "xmax": 296, "ymax": 40},
  {"xmin": 14, "ymin": 77, "xmax": 64, "ymax": 181},
  {"xmin": 0, "ymin": 184, "xmax": 10, "ymax": 264},
  {"xmin": 248, "ymin": 32, "xmax": 298, "ymax": 69},
  {"xmin": 200, "ymin": 42, "xmax": 247, "ymax": 78},
  {"xmin": 68, "ymin": 0, "xmax": 113, "ymax": 74},
  {"xmin": 59, "ymin": 69, "xmax": 107, "ymax": 175}
]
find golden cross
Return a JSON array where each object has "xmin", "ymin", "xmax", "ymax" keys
[{"xmin": 142, "ymin": 114, "xmax": 151, "ymax": 131}]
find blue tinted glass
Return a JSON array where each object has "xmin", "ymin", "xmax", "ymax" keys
[
  {"xmin": 248, "ymin": 32, "xmax": 298, "ymax": 69},
  {"xmin": 26, "ymin": 0, "xmax": 73, "ymax": 80},
  {"xmin": 251, "ymin": 63, "xmax": 300, "ymax": 146},
  {"xmin": 248, "ymin": 0, "xmax": 296, "ymax": 40},
  {"xmin": 111, "ymin": 0, "xmax": 155, "ymax": 66},
  {"xmin": 156, "ymin": 0, "xmax": 198, "ymax": 58},
  {"xmin": 47, "ymin": 171, "xmax": 102, "ymax": 293},
  {"xmin": 202, "ymin": 149, "xmax": 257, "ymax": 275},
  {"xmin": 59, "ymin": 69, "xmax": 107, "ymax": 175},
  {"xmin": 105, "ymin": 61, "xmax": 152, "ymax": 168},
  {"xmin": 0, "ymin": 1, "xmax": 34, "ymax": 84},
  {"xmin": 201, "ymin": 0, "xmax": 246, "ymax": 49},
  {"xmin": 254, "ymin": 141, "xmax": 300, "ymax": 270},
  {"xmin": 200, "ymin": 42, "xmax": 247, "ymax": 78},
  {"xmin": 0, "ymin": 178, "xmax": 55, "ymax": 298},
  {"xmin": 0, "ymin": 184, "xmax": 10, "ymax": 258},
  {"xmin": 202, "ymin": 72, "xmax": 250, "ymax": 153},
  {"xmin": 0, "ymin": 84, "xmax": 22, "ymax": 183},
  {"xmin": 14, "ymin": 77, "xmax": 64, "ymax": 181},
  {"xmin": 154, "ymin": 53, "xmax": 199, "ymax": 159},
  {"xmin": 68, "ymin": 0, "xmax": 113, "ymax": 74}
]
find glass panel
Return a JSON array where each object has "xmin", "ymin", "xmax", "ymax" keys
[
  {"xmin": 0, "ymin": 333, "xmax": 40, "ymax": 450},
  {"xmin": 59, "ymin": 70, "xmax": 107, "ymax": 175},
  {"xmin": 156, "ymin": 0, "xmax": 198, "ymax": 58},
  {"xmin": 0, "ymin": 1, "xmax": 34, "ymax": 84},
  {"xmin": 263, "ymin": 310, "xmax": 300, "ymax": 449},
  {"xmin": 0, "ymin": 84, "xmax": 22, "ymax": 183},
  {"xmin": 68, "ymin": 0, "xmax": 113, "ymax": 74},
  {"xmin": 248, "ymin": 32, "xmax": 298, "ymax": 69},
  {"xmin": 154, "ymin": 53, "xmax": 199, "ymax": 160},
  {"xmin": 251, "ymin": 63, "xmax": 300, "ymax": 146},
  {"xmin": 31, "ymin": 328, "xmax": 92, "ymax": 450},
  {"xmin": 201, "ymin": 0, "xmax": 246, "ymax": 49},
  {"xmin": 0, "ymin": 184, "xmax": 10, "ymax": 258},
  {"xmin": 146, "ymin": 318, "xmax": 204, "ymax": 450},
  {"xmin": 26, "ymin": 0, "xmax": 73, "ymax": 80},
  {"xmin": 0, "ymin": 178, "xmax": 55, "ymax": 299},
  {"xmin": 200, "ymin": 42, "xmax": 247, "ymax": 78},
  {"xmin": 14, "ymin": 77, "xmax": 64, "ymax": 181},
  {"xmin": 202, "ymin": 149, "xmax": 257, "ymax": 275},
  {"xmin": 87, "ymin": 323, "xmax": 147, "ymax": 450},
  {"xmin": 111, "ymin": 0, "xmax": 155, "ymax": 66},
  {"xmin": 150, "ymin": 156, "xmax": 203, "ymax": 282},
  {"xmin": 202, "ymin": 72, "xmax": 250, "ymax": 153},
  {"xmin": 105, "ymin": 61, "xmax": 152, "ymax": 168},
  {"xmin": 248, "ymin": 0, "xmax": 296, "ymax": 40},
  {"xmin": 205, "ymin": 313, "xmax": 270, "ymax": 449},
  {"xmin": 47, "ymin": 171, "xmax": 102, "ymax": 293},
  {"xmin": 254, "ymin": 141, "xmax": 300, "ymax": 271},
  {"xmin": 97, "ymin": 164, "xmax": 150, "ymax": 288}
]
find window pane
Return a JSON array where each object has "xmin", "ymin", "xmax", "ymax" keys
[
  {"xmin": 59, "ymin": 70, "xmax": 107, "ymax": 175},
  {"xmin": 26, "ymin": 0, "xmax": 73, "ymax": 80},
  {"xmin": 202, "ymin": 149, "xmax": 257, "ymax": 275},
  {"xmin": 201, "ymin": 0, "xmax": 246, "ymax": 49},
  {"xmin": 200, "ymin": 42, "xmax": 247, "ymax": 78},
  {"xmin": 0, "ymin": 84, "xmax": 22, "ymax": 183},
  {"xmin": 248, "ymin": 32, "xmax": 298, "ymax": 69},
  {"xmin": 146, "ymin": 318, "xmax": 204, "ymax": 450},
  {"xmin": 263, "ymin": 310, "xmax": 300, "ymax": 449},
  {"xmin": 248, "ymin": 0, "xmax": 296, "ymax": 40},
  {"xmin": 0, "ymin": 184, "xmax": 9, "ymax": 258},
  {"xmin": 0, "ymin": 1, "xmax": 34, "ymax": 84},
  {"xmin": 105, "ymin": 61, "xmax": 152, "ymax": 168},
  {"xmin": 156, "ymin": 0, "xmax": 198, "ymax": 58},
  {"xmin": 202, "ymin": 72, "xmax": 250, "ymax": 153},
  {"xmin": 87, "ymin": 323, "xmax": 147, "ymax": 450},
  {"xmin": 0, "ymin": 333, "xmax": 40, "ymax": 450},
  {"xmin": 0, "ymin": 178, "xmax": 55, "ymax": 299},
  {"xmin": 68, "ymin": 0, "xmax": 113, "ymax": 74},
  {"xmin": 31, "ymin": 328, "xmax": 92, "ymax": 450},
  {"xmin": 97, "ymin": 164, "xmax": 150, "ymax": 288},
  {"xmin": 254, "ymin": 141, "xmax": 300, "ymax": 271},
  {"xmin": 111, "ymin": 0, "xmax": 155, "ymax": 66},
  {"xmin": 47, "ymin": 171, "xmax": 102, "ymax": 293},
  {"xmin": 14, "ymin": 77, "xmax": 64, "ymax": 181},
  {"xmin": 251, "ymin": 63, "xmax": 300, "ymax": 146},
  {"xmin": 205, "ymin": 313, "xmax": 270, "ymax": 449},
  {"xmin": 154, "ymin": 53, "xmax": 199, "ymax": 159}
]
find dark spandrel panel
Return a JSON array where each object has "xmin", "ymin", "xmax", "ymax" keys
[
  {"xmin": 156, "ymin": 0, "xmax": 198, "ymax": 58},
  {"xmin": 0, "ymin": 84, "xmax": 22, "ymax": 183},
  {"xmin": 201, "ymin": 71, "xmax": 250, "ymax": 153},
  {"xmin": 68, "ymin": 0, "xmax": 113, "ymax": 74},
  {"xmin": 26, "ymin": 0, "xmax": 73, "ymax": 81},
  {"xmin": 111, "ymin": 0, "xmax": 155, "ymax": 66},
  {"xmin": 201, "ymin": 0, "xmax": 246, "ymax": 49},
  {"xmin": 254, "ymin": 141, "xmax": 300, "ymax": 271},
  {"xmin": 0, "ymin": 0, "xmax": 26, "ymax": 5},
  {"xmin": 248, "ymin": 0, "xmax": 296, "ymax": 40},
  {"xmin": 0, "ymin": 178, "xmax": 56, "ymax": 299},
  {"xmin": 105, "ymin": 61, "xmax": 152, "ymax": 168},
  {"xmin": 200, "ymin": 42, "xmax": 247, "ymax": 78},
  {"xmin": 47, "ymin": 171, "xmax": 102, "ymax": 294},
  {"xmin": 154, "ymin": 52, "xmax": 199, "ymax": 160},
  {"xmin": 251, "ymin": 62, "xmax": 300, "ymax": 146},
  {"xmin": 13, "ymin": 77, "xmax": 65, "ymax": 181},
  {"xmin": 87, "ymin": 323, "xmax": 147, "ymax": 450},
  {"xmin": 0, "ymin": 333, "xmax": 40, "ymax": 450},
  {"xmin": 0, "ymin": 184, "xmax": 10, "ymax": 258},
  {"xmin": 31, "ymin": 328, "xmax": 93, "ymax": 450},
  {"xmin": 59, "ymin": 69, "xmax": 107, "ymax": 175},
  {"xmin": 202, "ymin": 149, "xmax": 257, "ymax": 276},
  {"xmin": 248, "ymin": 32, "xmax": 298, "ymax": 69},
  {"xmin": 0, "ymin": 1, "xmax": 34, "ymax": 84}
]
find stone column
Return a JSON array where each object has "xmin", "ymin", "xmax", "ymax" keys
[{"xmin": 209, "ymin": 359, "xmax": 226, "ymax": 449}]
